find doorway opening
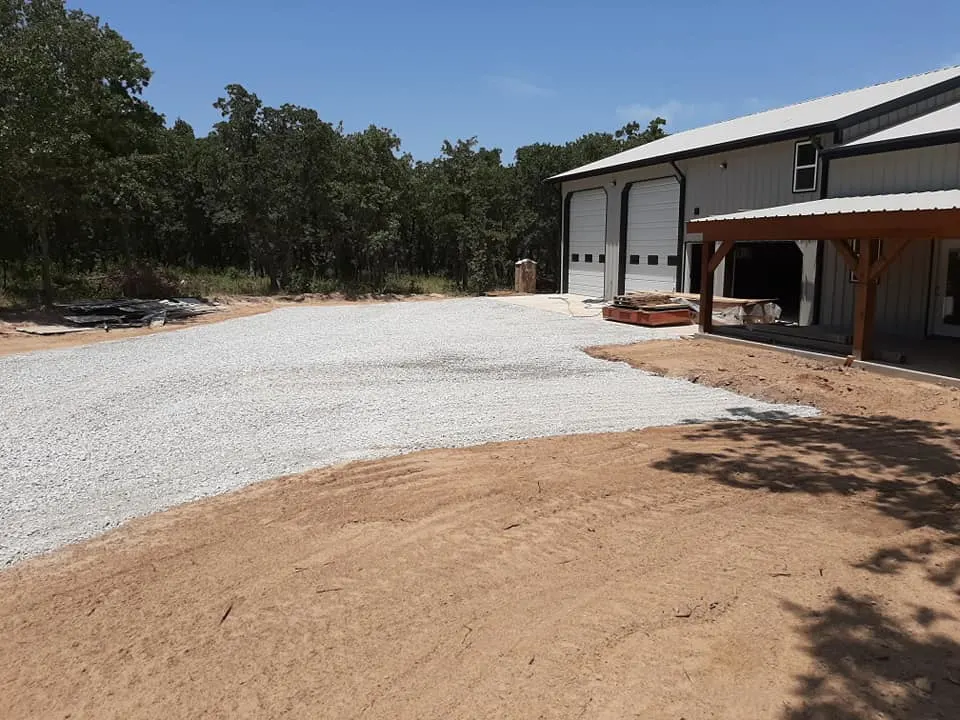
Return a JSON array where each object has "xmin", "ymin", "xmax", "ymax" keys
[{"xmin": 724, "ymin": 241, "xmax": 803, "ymax": 321}]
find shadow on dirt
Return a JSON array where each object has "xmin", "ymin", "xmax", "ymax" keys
[
  {"xmin": 657, "ymin": 411, "xmax": 960, "ymax": 718},
  {"xmin": 662, "ymin": 410, "xmax": 959, "ymax": 530}
]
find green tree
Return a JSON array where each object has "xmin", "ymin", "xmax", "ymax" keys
[
  {"xmin": 615, "ymin": 117, "xmax": 668, "ymax": 148},
  {"xmin": 0, "ymin": 0, "xmax": 160, "ymax": 303}
]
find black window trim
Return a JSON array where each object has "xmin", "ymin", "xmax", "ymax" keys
[{"xmin": 793, "ymin": 140, "xmax": 819, "ymax": 194}]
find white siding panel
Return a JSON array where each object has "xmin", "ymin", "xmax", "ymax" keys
[
  {"xmin": 820, "ymin": 239, "xmax": 934, "ymax": 337},
  {"xmin": 829, "ymin": 144, "xmax": 960, "ymax": 196},
  {"xmin": 567, "ymin": 189, "xmax": 607, "ymax": 297},
  {"xmin": 624, "ymin": 178, "xmax": 680, "ymax": 292}
]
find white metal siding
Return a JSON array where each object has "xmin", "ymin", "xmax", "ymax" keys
[
  {"xmin": 624, "ymin": 178, "xmax": 680, "ymax": 292},
  {"xmin": 567, "ymin": 189, "xmax": 607, "ymax": 297},
  {"xmin": 820, "ymin": 239, "xmax": 934, "ymax": 337},
  {"xmin": 829, "ymin": 143, "xmax": 960, "ymax": 196}
]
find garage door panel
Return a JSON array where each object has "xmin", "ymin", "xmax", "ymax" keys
[
  {"xmin": 567, "ymin": 189, "xmax": 607, "ymax": 297},
  {"xmin": 624, "ymin": 178, "xmax": 680, "ymax": 293}
]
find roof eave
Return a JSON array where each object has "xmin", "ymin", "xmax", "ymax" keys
[
  {"xmin": 824, "ymin": 128, "xmax": 960, "ymax": 159},
  {"xmin": 546, "ymin": 123, "xmax": 836, "ymax": 185},
  {"xmin": 832, "ymin": 74, "xmax": 960, "ymax": 130}
]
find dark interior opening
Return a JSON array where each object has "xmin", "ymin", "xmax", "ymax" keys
[
  {"xmin": 688, "ymin": 243, "xmax": 702, "ymax": 293},
  {"xmin": 724, "ymin": 241, "xmax": 803, "ymax": 321}
]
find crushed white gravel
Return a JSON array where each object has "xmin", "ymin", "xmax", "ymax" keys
[{"xmin": 0, "ymin": 298, "xmax": 817, "ymax": 565}]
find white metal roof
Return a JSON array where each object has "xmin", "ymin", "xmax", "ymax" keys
[
  {"xmin": 688, "ymin": 190, "xmax": 960, "ymax": 224},
  {"xmin": 842, "ymin": 101, "xmax": 960, "ymax": 148},
  {"xmin": 551, "ymin": 66, "xmax": 960, "ymax": 181}
]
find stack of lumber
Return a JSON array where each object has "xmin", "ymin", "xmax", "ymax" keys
[
  {"xmin": 610, "ymin": 292, "xmax": 678, "ymax": 309},
  {"xmin": 604, "ymin": 292, "xmax": 693, "ymax": 327}
]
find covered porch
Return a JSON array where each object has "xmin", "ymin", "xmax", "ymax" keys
[{"xmin": 690, "ymin": 190, "xmax": 960, "ymax": 369}]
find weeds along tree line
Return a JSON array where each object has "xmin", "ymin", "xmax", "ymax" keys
[{"xmin": 0, "ymin": 0, "xmax": 667, "ymax": 303}]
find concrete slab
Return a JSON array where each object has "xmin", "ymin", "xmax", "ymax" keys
[
  {"xmin": 489, "ymin": 294, "xmax": 698, "ymax": 338},
  {"xmin": 488, "ymin": 293, "xmax": 603, "ymax": 317}
]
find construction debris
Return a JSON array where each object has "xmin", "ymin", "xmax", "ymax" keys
[
  {"xmin": 55, "ymin": 298, "xmax": 219, "ymax": 329},
  {"xmin": 15, "ymin": 325, "xmax": 93, "ymax": 336},
  {"xmin": 608, "ymin": 291, "xmax": 781, "ymax": 327}
]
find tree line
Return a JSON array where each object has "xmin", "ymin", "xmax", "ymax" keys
[{"xmin": 0, "ymin": 0, "xmax": 667, "ymax": 303}]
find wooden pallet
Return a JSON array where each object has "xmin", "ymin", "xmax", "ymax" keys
[{"xmin": 602, "ymin": 305, "xmax": 693, "ymax": 327}]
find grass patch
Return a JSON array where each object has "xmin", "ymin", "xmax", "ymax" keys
[
  {"xmin": 175, "ymin": 268, "xmax": 273, "ymax": 297},
  {"xmin": 1, "ymin": 266, "xmax": 458, "ymax": 308}
]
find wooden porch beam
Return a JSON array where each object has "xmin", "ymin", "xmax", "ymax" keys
[
  {"xmin": 699, "ymin": 240, "xmax": 715, "ymax": 333},
  {"xmin": 689, "ymin": 208, "xmax": 960, "ymax": 243},
  {"xmin": 851, "ymin": 238, "xmax": 879, "ymax": 361},
  {"xmin": 868, "ymin": 238, "xmax": 911, "ymax": 282},
  {"xmin": 707, "ymin": 238, "xmax": 735, "ymax": 274},
  {"xmin": 829, "ymin": 238, "xmax": 859, "ymax": 271}
]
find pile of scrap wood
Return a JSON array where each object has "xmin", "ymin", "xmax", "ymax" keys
[
  {"xmin": 607, "ymin": 291, "xmax": 782, "ymax": 327},
  {"xmin": 604, "ymin": 292, "xmax": 694, "ymax": 327},
  {"xmin": 610, "ymin": 292, "xmax": 683, "ymax": 310},
  {"xmin": 56, "ymin": 298, "xmax": 219, "ymax": 329}
]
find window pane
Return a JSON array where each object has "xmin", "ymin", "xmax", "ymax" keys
[
  {"xmin": 571, "ymin": 253, "xmax": 579, "ymax": 262},
  {"xmin": 584, "ymin": 254, "xmax": 593, "ymax": 263},
  {"xmin": 667, "ymin": 255, "xmax": 679, "ymax": 266},
  {"xmin": 629, "ymin": 254, "xmax": 640, "ymax": 265},
  {"xmin": 795, "ymin": 166, "xmax": 816, "ymax": 191},
  {"xmin": 796, "ymin": 142, "xmax": 817, "ymax": 166},
  {"xmin": 647, "ymin": 255, "xmax": 659, "ymax": 265},
  {"xmin": 598, "ymin": 254, "xmax": 605, "ymax": 264}
]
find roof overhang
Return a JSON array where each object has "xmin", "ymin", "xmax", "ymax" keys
[
  {"xmin": 823, "ymin": 128, "xmax": 960, "ymax": 159},
  {"xmin": 687, "ymin": 191, "xmax": 960, "ymax": 242},
  {"xmin": 547, "ymin": 69, "xmax": 960, "ymax": 185},
  {"xmin": 545, "ymin": 125, "xmax": 832, "ymax": 184}
]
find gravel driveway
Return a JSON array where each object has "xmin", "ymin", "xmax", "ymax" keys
[{"xmin": 0, "ymin": 298, "xmax": 816, "ymax": 564}]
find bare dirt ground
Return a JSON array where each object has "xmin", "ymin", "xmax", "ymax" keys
[
  {"xmin": 0, "ymin": 293, "xmax": 445, "ymax": 357},
  {"xmin": 2, "ymin": 338, "xmax": 959, "ymax": 719},
  {"xmin": 588, "ymin": 337, "xmax": 960, "ymax": 420}
]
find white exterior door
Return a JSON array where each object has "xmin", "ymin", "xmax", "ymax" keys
[
  {"xmin": 624, "ymin": 178, "xmax": 680, "ymax": 293},
  {"xmin": 567, "ymin": 189, "xmax": 607, "ymax": 298},
  {"xmin": 931, "ymin": 239, "xmax": 960, "ymax": 337}
]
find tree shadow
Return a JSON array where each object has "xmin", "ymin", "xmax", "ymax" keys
[
  {"xmin": 654, "ymin": 412, "xmax": 960, "ymax": 717},
  {"xmin": 782, "ymin": 591, "xmax": 960, "ymax": 719},
  {"xmin": 657, "ymin": 411, "xmax": 960, "ymax": 531}
]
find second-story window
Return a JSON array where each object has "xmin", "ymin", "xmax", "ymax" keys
[{"xmin": 793, "ymin": 140, "xmax": 818, "ymax": 193}]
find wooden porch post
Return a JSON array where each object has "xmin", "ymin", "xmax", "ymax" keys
[
  {"xmin": 851, "ymin": 238, "xmax": 879, "ymax": 361},
  {"xmin": 699, "ymin": 240, "xmax": 715, "ymax": 333}
]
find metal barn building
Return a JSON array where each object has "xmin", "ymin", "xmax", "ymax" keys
[{"xmin": 550, "ymin": 66, "xmax": 960, "ymax": 355}]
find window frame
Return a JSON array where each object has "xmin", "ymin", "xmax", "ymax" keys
[{"xmin": 792, "ymin": 140, "xmax": 819, "ymax": 194}]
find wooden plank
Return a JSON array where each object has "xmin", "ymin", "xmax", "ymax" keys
[
  {"xmin": 828, "ymin": 239, "xmax": 859, "ymax": 272},
  {"xmin": 707, "ymin": 238, "xmax": 736, "ymax": 273},
  {"xmin": 700, "ymin": 240, "xmax": 715, "ymax": 333},
  {"xmin": 852, "ymin": 238, "xmax": 879, "ymax": 361},
  {"xmin": 688, "ymin": 208, "xmax": 960, "ymax": 243}
]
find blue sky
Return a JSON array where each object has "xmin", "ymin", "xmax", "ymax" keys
[{"xmin": 78, "ymin": 0, "xmax": 960, "ymax": 162}]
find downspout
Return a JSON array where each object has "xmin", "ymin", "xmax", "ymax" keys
[
  {"xmin": 670, "ymin": 161, "xmax": 687, "ymax": 292},
  {"xmin": 560, "ymin": 191, "xmax": 572, "ymax": 293},
  {"xmin": 812, "ymin": 130, "xmax": 838, "ymax": 324},
  {"xmin": 617, "ymin": 183, "xmax": 630, "ymax": 296}
]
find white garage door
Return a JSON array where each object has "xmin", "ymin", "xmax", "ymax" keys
[
  {"xmin": 624, "ymin": 178, "xmax": 680, "ymax": 293},
  {"xmin": 567, "ymin": 188, "xmax": 607, "ymax": 298}
]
